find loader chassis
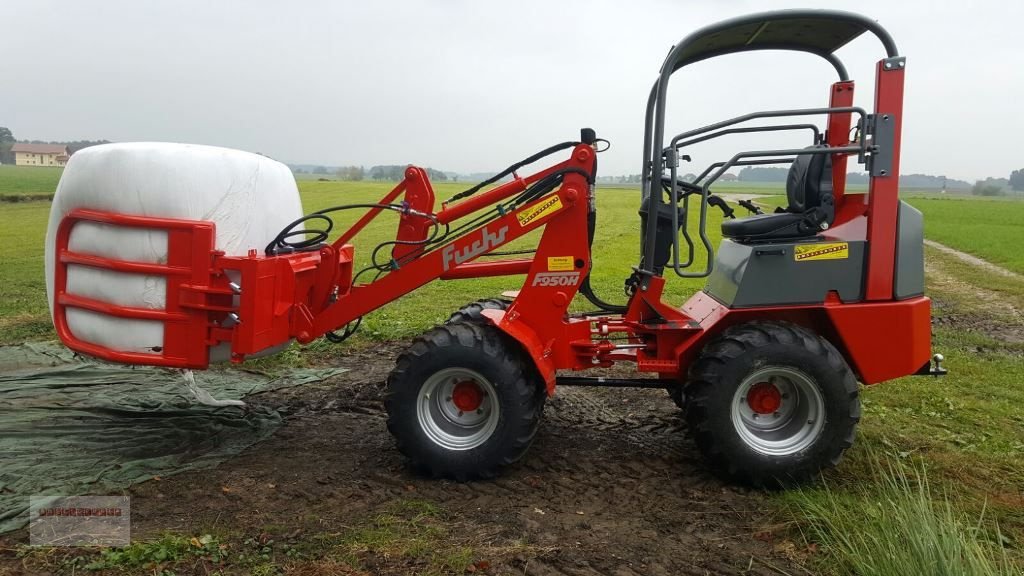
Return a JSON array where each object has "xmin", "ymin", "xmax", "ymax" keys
[{"xmin": 52, "ymin": 10, "xmax": 938, "ymax": 485}]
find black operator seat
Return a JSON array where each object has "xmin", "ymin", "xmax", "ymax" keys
[{"xmin": 721, "ymin": 147, "xmax": 835, "ymax": 242}]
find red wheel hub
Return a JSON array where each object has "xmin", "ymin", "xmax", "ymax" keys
[
  {"xmin": 451, "ymin": 380, "xmax": 484, "ymax": 412},
  {"xmin": 747, "ymin": 382, "xmax": 782, "ymax": 414}
]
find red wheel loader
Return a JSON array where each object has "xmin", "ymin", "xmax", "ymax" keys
[{"xmin": 51, "ymin": 9, "xmax": 944, "ymax": 485}]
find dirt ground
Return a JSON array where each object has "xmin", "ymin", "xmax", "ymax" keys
[{"xmin": 0, "ymin": 341, "xmax": 808, "ymax": 575}]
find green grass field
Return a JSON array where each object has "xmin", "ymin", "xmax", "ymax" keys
[
  {"xmin": 0, "ymin": 165, "xmax": 63, "ymax": 198},
  {"xmin": 0, "ymin": 200, "xmax": 54, "ymax": 342},
  {"xmin": 1, "ymin": 166, "xmax": 1022, "ymax": 573},
  {"xmin": 907, "ymin": 196, "xmax": 1024, "ymax": 274}
]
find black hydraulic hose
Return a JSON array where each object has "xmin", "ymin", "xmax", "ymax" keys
[
  {"xmin": 578, "ymin": 157, "xmax": 628, "ymax": 314},
  {"xmin": 447, "ymin": 141, "xmax": 580, "ymax": 203},
  {"xmin": 265, "ymin": 203, "xmax": 408, "ymax": 255},
  {"xmin": 264, "ymin": 213, "xmax": 334, "ymax": 253},
  {"xmin": 325, "ymin": 317, "xmax": 361, "ymax": 343},
  {"xmin": 579, "ymin": 273, "xmax": 627, "ymax": 313},
  {"xmin": 512, "ymin": 168, "xmax": 592, "ymax": 207}
]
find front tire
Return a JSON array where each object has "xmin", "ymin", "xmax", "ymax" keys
[
  {"xmin": 684, "ymin": 321, "xmax": 859, "ymax": 486},
  {"xmin": 385, "ymin": 322, "xmax": 545, "ymax": 480},
  {"xmin": 445, "ymin": 298, "xmax": 511, "ymax": 324},
  {"xmin": 667, "ymin": 386, "xmax": 685, "ymax": 410}
]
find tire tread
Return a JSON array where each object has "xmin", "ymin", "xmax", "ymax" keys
[
  {"xmin": 445, "ymin": 298, "xmax": 512, "ymax": 325},
  {"xmin": 385, "ymin": 321, "xmax": 544, "ymax": 481},
  {"xmin": 684, "ymin": 320, "xmax": 860, "ymax": 487}
]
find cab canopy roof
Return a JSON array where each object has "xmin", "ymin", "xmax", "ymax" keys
[{"xmin": 664, "ymin": 9, "xmax": 899, "ymax": 78}]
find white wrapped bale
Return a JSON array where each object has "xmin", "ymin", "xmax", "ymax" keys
[{"xmin": 44, "ymin": 142, "xmax": 303, "ymax": 363}]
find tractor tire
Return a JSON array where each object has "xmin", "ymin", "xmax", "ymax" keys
[
  {"xmin": 385, "ymin": 321, "xmax": 545, "ymax": 480},
  {"xmin": 684, "ymin": 321, "xmax": 859, "ymax": 487},
  {"xmin": 445, "ymin": 298, "xmax": 512, "ymax": 324},
  {"xmin": 667, "ymin": 386, "xmax": 685, "ymax": 410}
]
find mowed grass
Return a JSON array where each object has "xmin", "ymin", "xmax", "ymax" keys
[
  {"xmin": 0, "ymin": 201, "xmax": 55, "ymax": 342},
  {"xmin": 0, "ymin": 165, "xmax": 63, "ymax": 197},
  {"xmin": 905, "ymin": 196, "xmax": 1024, "ymax": 275},
  {"xmin": 1, "ymin": 166, "xmax": 1023, "ymax": 572}
]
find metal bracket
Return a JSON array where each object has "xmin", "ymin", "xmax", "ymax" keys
[
  {"xmin": 881, "ymin": 56, "xmax": 906, "ymax": 72},
  {"xmin": 865, "ymin": 113, "xmax": 896, "ymax": 177},
  {"xmin": 663, "ymin": 150, "xmax": 678, "ymax": 169},
  {"xmin": 556, "ymin": 376, "xmax": 676, "ymax": 389},
  {"xmin": 633, "ymin": 266, "xmax": 654, "ymax": 291}
]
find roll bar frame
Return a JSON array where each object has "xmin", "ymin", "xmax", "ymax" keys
[{"xmin": 638, "ymin": 9, "xmax": 903, "ymax": 286}]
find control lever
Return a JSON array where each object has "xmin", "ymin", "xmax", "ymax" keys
[
  {"xmin": 707, "ymin": 195, "xmax": 735, "ymax": 219},
  {"xmin": 659, "ymin": 175, "xmax": 703, "ymax": 196},
  {"xmin": 737, "ymin": 199, "xmax": 764, "ymax": 215}
]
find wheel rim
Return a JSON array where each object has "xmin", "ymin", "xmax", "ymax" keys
[
  {"xmin": 417, "ymin": 367, "xmax": 500, "ymax": 451},
  {"xmin": 730, "ymin": 366, "xmax": 825, "ymax": 456}
]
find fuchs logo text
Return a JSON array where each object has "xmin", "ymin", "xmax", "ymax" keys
[{"xmin": 442, "ymin": 225, "xmax": 509, "ymax": 271}]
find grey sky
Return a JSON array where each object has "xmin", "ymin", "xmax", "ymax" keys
[{"xmin": 3, "ymin": 0, "xmax": 1021, "ymax": 182}]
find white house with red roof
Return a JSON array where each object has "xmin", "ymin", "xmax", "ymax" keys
[{"xmin": 11, "ymin": 143, "xmax": 69, "ymax": 167}]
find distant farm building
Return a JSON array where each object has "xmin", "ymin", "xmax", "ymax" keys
[{"xmin": 11, "ymin": 143, "xmax": 69, "ymax": 167}]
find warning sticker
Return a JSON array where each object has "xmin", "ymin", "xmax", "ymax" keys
[
  {"xmin": 547, "ymin": 256, "xmax": 575, "ymax": 271},
  {"xmin": 794, "ymin": 242, "xmax": 849, "ymax": 262},
  {"xmin": 516, "ymin": 195, "xmax": 563, "ymax": 227}
]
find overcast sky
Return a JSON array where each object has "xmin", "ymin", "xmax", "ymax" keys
[{"xmin": 3, "ymin": 0, "xmax": 1021, "ymax": 181}]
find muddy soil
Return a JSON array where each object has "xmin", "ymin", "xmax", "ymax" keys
[
  {"xmin": 926, "ymin": 248, "xmax": 1024, "ymax": 347},
  {"xmin": 0, "ymin": 343, "xmax": 807, "ymax": 575}
]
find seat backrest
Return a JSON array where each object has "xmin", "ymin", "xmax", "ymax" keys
[{"xmin": 786, "ymin": 146, "xmax": 833, "ymax": 213}]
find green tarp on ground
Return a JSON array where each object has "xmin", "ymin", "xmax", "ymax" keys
[{"xmin": 0, "ymin": 343, "xmax": 345, "ymax": 534}]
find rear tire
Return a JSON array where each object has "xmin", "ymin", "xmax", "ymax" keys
[
  {"xmin": 446, "ymin": 298, "xmax": 512, "ymax": 324},
  {"xmin": 385, "ymin": 322, "xmax": 545, "ymax": 480},
  {"xmin": 684, "ymin": 321, "xmax": 859, "ymax": 486}
]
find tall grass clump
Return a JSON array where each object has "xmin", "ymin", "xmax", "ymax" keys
[{"xmin": 786, "ymin": 453, "xmax": 1015, "ymax": 576}]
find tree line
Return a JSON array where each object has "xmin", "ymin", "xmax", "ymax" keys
[
  {"xmin": 736, "ymin": 165, "xmax": 1023, "ymax": 195},
  {"xmin": 296, "ymin": 164, "xmax": 453, "ymax": 182},
  {"xmin": 367, "ymin": 165, "xmax": 450, "ymax": 182},
  {"xmin": 600, "ymin": 166, "xmax": 1024, "ymax": 195}
]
